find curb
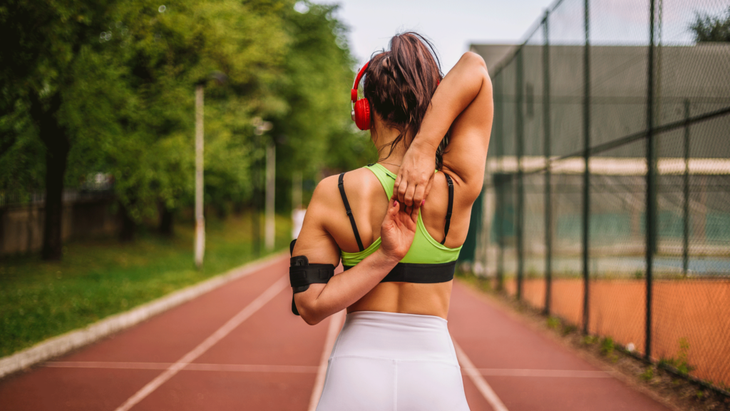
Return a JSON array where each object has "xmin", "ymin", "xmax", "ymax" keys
[{"xmin": 0, "ymin": 251, "xmax": 288, "ymax": 380}]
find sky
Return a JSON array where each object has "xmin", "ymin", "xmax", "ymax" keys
[
  {"xmin": 304, "ymin": 0, "xmax": 557, "ymax": 73},
  {"xmin": 302, "ymin": 0, "xmax": 713, "ymax": 73}
]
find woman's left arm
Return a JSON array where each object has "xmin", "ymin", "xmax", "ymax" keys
[{"xmin": 292, "ymin": 175, "xmax": 418, "ymax": 325}]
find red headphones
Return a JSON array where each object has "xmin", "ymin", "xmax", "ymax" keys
[
  {"xmin": 350, "ymin": 62, "xmax": 371, "ymax": 130},
  {"xmin": 350, "ymin": 60, "xmax": 440, "ymax": 131}
]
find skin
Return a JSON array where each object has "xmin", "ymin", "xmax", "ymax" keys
[{"xmin": 293, "ymin": 51, "xmax": 493, "ymax": 325}]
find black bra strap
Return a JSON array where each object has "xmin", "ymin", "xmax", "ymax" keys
[
  {"xmin": 338, "ymin": 173, "xmax": 365, "ymax": 251},
  {"xmin": 441, "ymin": 172, "xmax": 454, "ymax": 245}
]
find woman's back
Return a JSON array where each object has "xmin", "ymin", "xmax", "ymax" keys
[{"xmin": 331, "ymin": 164, "xmax": 471, "ymax": 318}]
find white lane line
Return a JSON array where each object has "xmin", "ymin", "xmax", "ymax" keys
[
  {"xmin": 308, "ymin": 310, "xmax": 345, "ymax": 411},
  {"xmin": 453, "ymin": 340, "xmax": 509, "ymax": 411},
  {"xmin": 47, "ymin": 361, "xmax": 318, "ymax": 374},
  {"xmin": 48, "ymin": 361, "xmax": 608, "ymax": 378},
  {"xmin": 114, "ymin": 276, "xmax": 288, "ymax": 411},
  {"xmin": 476, "ymin": 368, "xmax": 610, "ymax": 378}
]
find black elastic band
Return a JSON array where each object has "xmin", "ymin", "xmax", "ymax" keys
[
  {"xmin": 338, "ymin": 173, "xmax": 364, "ymax": 251},
  {"xmin": 344, "ymin": 261, "xmax": 456, "ymax": 284},
  {"xmin": 441, "ymin": 172, "xmax": 454, "ymax": 245}
]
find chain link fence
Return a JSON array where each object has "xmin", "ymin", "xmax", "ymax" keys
[{"xmin": 470, "ymin": 0, "xmax": 730, "ymax": 391}]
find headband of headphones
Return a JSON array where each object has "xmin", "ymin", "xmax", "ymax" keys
[
  {"xmin": 351, "ymin": 61, "xmax": 369, "ymax": 103},
  {"xmin": 349, "ymin": 59, "xmax": 440, "ymax": 131}
]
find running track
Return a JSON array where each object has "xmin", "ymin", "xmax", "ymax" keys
[{"xmin": 0, "ymin": 255, "xmax": 671, "ymax": 411}]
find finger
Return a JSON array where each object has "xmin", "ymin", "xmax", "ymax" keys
[
  {"xmin": 404, "ymin": 183, "xmax": 416, "ymax": 207},
  {"xmin": 423, "ymin": 178, "xmax": 434, "ymax": 202},
  {"xmin": 388, "ymin": 199, "xmax": 399, "ymax": 217},
  {"xmin": 408, "ymin": 203, "xmax": 419, "ymax": 228},
  {"xmin": 412, "ymin": 184, "xmax": 426, "ymax": 211},
  {"xmin": 397, "ymin": 177, "xmax": 409, "ymax": 203}
]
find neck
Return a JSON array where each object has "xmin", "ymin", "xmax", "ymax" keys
[{"xmin": 371, "ymin": 119, "xmax": 408, "ymax": 165}]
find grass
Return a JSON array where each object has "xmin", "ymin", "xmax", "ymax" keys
[{"xmin": 0, "ymin": 213, "xmax": 291, "ymax": 358}]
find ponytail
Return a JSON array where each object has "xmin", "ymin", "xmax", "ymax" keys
[{"xmin": 364, "ymin": 32, "xmax": 448, "ymax": 168}]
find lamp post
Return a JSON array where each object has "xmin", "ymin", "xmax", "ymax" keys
[
  {"xmin": 253, "ymin": 117, "xmax": 274, "ymax": 252},
  {"xmin": 194, "ymin": 72, "xmax": 227, "ymax": 269},
  {"xmin": 195, "ymin": 83, "xmax": 205, "ymax": 269}
]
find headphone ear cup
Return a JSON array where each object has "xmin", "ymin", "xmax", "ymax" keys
[{"xmin": 354, "ymin": 98, "xmax": 371, "ymax": 130}]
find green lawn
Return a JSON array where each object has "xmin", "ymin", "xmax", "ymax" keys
[{"xmin": 0, "ymin": 213, "xmax": 291, "ymax": 358}]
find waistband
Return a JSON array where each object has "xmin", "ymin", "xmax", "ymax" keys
[{"xmin": 330, "ymin": 311, "xmax": 457, "ymax": 364}]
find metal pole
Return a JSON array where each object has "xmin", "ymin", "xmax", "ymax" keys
[
  {"xmin": 543, "ymin": 11, "xmax": 552, "ymax": 316},
  {"xmin": 194, "ymin": 84, "xmax": 205, "ymax": 269},
  {"xmin": 516, "ymin": 50, "xmax": 525, "ymax": 301},
  {"xmin": 252, "ymin": 162, "xmax": 261, "ymax": 258},
  {"xmin": 682, "ymin": 99, "xmax": 689, "ymax": 277},
  {"xmin": 583, "ymin": 0, "xmax": 591, "ymax": 334},
  {"xmin": 645, "ymin": 0, "xmax": 656, "ymax": 360},
  {"xmin": 496, "ymin": 75, "xmax": 505, "ymax": 292},
  {"xmin": 582, "ymin": 0, "xmax": 591, "ymax": 335},
  {"xmin": 265, "ymin": 141, "xmax": 276, "ymax": 251}
]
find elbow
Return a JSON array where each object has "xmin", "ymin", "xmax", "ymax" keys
[
  {"xmin": 461, "ymin": 51, "xmax": 487, "ymax": 70},
  {"xmin": 300, "ymin": 311, "xmax": 323, "ymax": 326},
  {"xmin": 295, "ymin": 299, "xmax": 324, "ymax": 326},
  {"xmin": 458, "ymin": 52, "xmax": 491, "ymax": 88}
]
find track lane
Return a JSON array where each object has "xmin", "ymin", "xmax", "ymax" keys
[
  {"xmin": 0, "ymin": 256, "xmax": 683, "ymax": 411},
  {"xmin": 123, "ymin": 273, "xmax": 335, "ymax": 410},
  {"xmin": 449, "ymin": 280, "xmax": 672, "ymax": 411}
]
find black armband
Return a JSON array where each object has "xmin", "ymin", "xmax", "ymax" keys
[{"xmin": 289, "ymin": 254, "xmax": 335, "ymax": 315}]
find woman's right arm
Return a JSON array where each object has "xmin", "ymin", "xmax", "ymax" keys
[{"xmin": 395, "ymin": 52, "xmax": 493, "ymax": 206}]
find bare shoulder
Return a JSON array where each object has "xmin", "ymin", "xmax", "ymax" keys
[
  {"xmin": 292, "ymin": 174, "xmax": 342, "ymax": 265},
  {"xmin": 310, "ymin": 174, "xmax": 340, "ymax": 206}
]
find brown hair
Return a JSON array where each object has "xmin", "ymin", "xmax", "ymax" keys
[{"xmin": 363, "ymin": 32, "xmax": 449, "ymax": 168}]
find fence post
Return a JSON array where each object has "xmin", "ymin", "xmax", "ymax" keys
[
  {"xmin": 645, "ymin": 0, "xmax": 656, "ymax": 360},
  {"xmin": 496, "ymin": 76, "xmax": 505, "ymax": 292},
  {"xmin": 682, "ymin": 99, "xmax": 690, "ymax": 277},
  {"xmin": 581, "ymin": 0, "xmax": 591, "ymax": 335},
  {"xmin": 516, "ymin": 49, "xmax": 525, "ymax": 301},
  {"xmin": 543, "ymin": 11, "xmax": 552, "ymax": 316}
]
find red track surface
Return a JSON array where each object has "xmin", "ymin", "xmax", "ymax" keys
[{"xmin": 0, "ymin": 256, "xmax": 671, "ymax": 411}]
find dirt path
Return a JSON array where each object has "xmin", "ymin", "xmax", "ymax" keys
[{"xmin": 0, "ymin": 256, "xmax": 673, "ymax": 410}]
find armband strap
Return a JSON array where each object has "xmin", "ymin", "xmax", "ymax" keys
[{"xmin": 289, "ymin": 255, "xmax": 335, "ymax": 315}]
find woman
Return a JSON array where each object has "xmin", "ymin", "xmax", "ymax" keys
[{"xmin": 291, "ymin": 32, "xmax": 493, "ymax": 410}]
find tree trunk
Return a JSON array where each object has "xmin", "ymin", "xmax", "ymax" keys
[
  {"xmin": 159, "ymin": 201, "xmax": 174, "ymax": 236},
  {"xmin": 30, "ymin": 91, "xmax": 69, "ymax": 261}
]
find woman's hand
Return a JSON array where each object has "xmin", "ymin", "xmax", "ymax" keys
[
  {"xmin": 379, "ymin": 198, "xmax": 419, "ymax": 263},
  {"xmin": 394, "ymin": 140, "xmax": 437, "ymax": 208}
]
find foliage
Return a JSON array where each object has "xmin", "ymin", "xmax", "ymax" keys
[
  {"xmin": 0, "ymin": 0, "xmax": 122, "ymax": 199},
  {"xmin": 640, "ymin": 366, "xmax": 654, "ymax": 382},
  {"xmin": 97, "ymin": 0, "xmax": 293, "ymax": 222},
  {"xmin": 0, "ymin": 0, "xmax": 363, "ymax": 252},
  {"xmin": 595, "ymin": 337, "xmax": 621, "ymax": 363},
  {"xmin": 690, "ymin": 7, "xmax": 730, "ymax": 43},
  {"xmin": 273, "ymin": 1, "xmax": 375, "ymax": 209},
  {"xmin": 659, "ymin": 337, "xmax": 696, "ymax": 375},
  {"xmin": 581, "ymin": 335, "xmax": 599, "ymax": 345}
]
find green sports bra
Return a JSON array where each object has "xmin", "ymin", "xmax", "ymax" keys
[{"xmin": 339, "ymin": 163, "xmax": 461, "ymax": 283}]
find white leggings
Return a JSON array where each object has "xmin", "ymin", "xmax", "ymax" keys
[{"xmin": 316, "ymin": 311, "xmax": 471, "ymax": 411}]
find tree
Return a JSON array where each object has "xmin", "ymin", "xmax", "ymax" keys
[
  {"xmin": 0, "ymin": 0, "xmax": 362, "ymax": 256},
  {"xmin": 0, "ymin": 0, "xmax": 120, "ymax": 259},
  {"xmin": 690, "ymin": 7, "xmax": 730, "ymax": 43},
  {"xmin": 103, "ymin": 0, "xmax": 292, "ymax": 239},
  {"xmin": 273, "ymin": 2, "xmax": 375, "ymax": 210}
]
